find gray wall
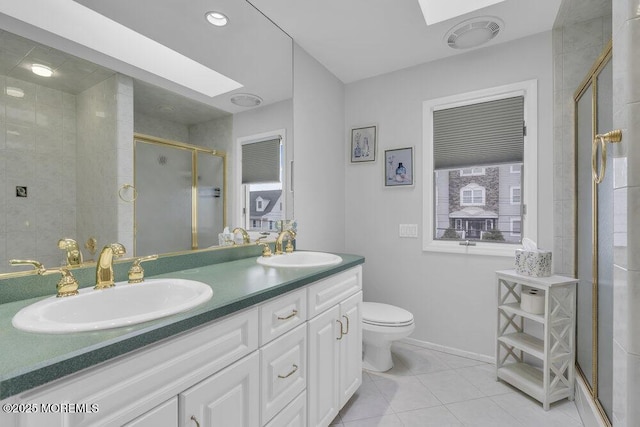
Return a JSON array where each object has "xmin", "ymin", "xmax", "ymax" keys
[
  {"xmin": 344, "ymin": 31, "xmax": 554, "ymax": 358},
  {"xmin": 293, "ymin": 44, "xmax": 346, "ymax": 253}
]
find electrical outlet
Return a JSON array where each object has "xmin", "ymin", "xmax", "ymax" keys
[{"xmin": 399, "ymin": 224, "xmax": 418, "ymax": 238}]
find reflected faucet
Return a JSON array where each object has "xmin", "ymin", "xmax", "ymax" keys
[
  {"xmin": 58, "ymin": 238, "xmax": 83, "ymax": 266},
  {"xmin": 232, "ymin": 227, "xmax": 251, "ymax": 244},
  {"xmin": 275, "ymin": 230, "xmax": 296, "ymax": 255},
  {"xmin": 95, "ymin": 243, "xmax": 126, "ymax": 290},
  {"xmin": 10, "ymin": 259, "xmax": 79, "ymax": 297}
]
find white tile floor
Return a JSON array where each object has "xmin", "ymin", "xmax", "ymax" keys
[{"xmin": 331, "ymin": 342, "xmax": 584, "ymax": 427}]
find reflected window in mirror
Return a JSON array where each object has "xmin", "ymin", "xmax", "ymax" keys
[{"xmin": 240, "ymin": 131, "xmax": 286, "ymax": 232}]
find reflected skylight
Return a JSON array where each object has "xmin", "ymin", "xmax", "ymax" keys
[{"xmin": 418, "ymin": 0, "xmax": 507, "ymax": 25}]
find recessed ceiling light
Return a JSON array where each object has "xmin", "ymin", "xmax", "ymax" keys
[
  {"xmin": 230, "ymin": 93, "xmax": 262, "ymax": 107},
  {"xmin": 445, "ymin": 17, "xmax": 503, "ymax": 49},
  {"xmin": 31, "ymin": 64, "xmax": 53, "ymax": 77},
  {"xmin": 6, "ymin": 86, "xmax": 25, "ymax": 98},
  {"xmin": 205, "ymin": 11, "xmax": 228, "ymax": 27}
]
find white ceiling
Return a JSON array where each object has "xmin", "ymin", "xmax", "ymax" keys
[{"xmin": 249, "ymin": 0, "xmax": 563, "ymax": 83}]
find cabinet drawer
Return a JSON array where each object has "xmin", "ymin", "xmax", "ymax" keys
[
  {"xmin": 307, "ymin": 266, "xmax": 362, "ymax": 318},
  {"xmin": 260, "ymin": 323, "xmax": 307, "ymax": 425},
  {"xmin": 260, "ymin": 288, "xmax": 307, "ymax": 345},
  {"xmin": 16, "ymin": 308, "xmax": 258, "ymax": 427},
  {"xmin": 264, "ymin": 391, "xmax": 306, "ymax": 427},
  {"xmin": 123, "ymin": 397, "xmax": 178, "ymax": 427}
]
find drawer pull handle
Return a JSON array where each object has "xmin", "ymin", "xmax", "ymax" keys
[
  {"xmin": 278, "ymin": 364, "xmax": 299, "ymax": 379},
  {"xmin": 277, "ymin": 309, "xmax": 298, "ymax": 320},
  {"xmin": 342, "ymin": 315, "xmax": 350, "ymax": 335},
  {"xmin": 336, "ymin": 319, "xmax": 344, "ymax": 340},
  {"xmin": 190, "ymin": 415, "xmax": 201, "ymax": 427}
]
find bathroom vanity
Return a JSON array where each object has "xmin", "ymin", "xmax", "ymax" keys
[{"xmin": 0, "ymin": 253, "xmax": 363, "ymax": 427}]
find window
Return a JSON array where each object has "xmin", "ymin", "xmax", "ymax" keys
[
  {"xmin": 460, "ymin": 184, "xmax": 485, "ymax": 206},
  {"xmin": 423, "ymin": 80, "xmax": 537, "ymax": 256},
  {"xmin": 238, "ymin": 130, "xmax": 287, "ymax": 232},
  {"xmin": 511, "ymin": 218, "xmax": 522, "ymax": 236},
  {"xmin": 460, "ymin": 167, "xmax": 485, "ymax": 176},
  {"xmin": 510, "ymin": 186, "xmax": 521, "ymax": 204}
]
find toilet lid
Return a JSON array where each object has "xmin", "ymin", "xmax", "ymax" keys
[{"xmin": 362, "ymin": 302, "xmax": 414, "ymax": 327}]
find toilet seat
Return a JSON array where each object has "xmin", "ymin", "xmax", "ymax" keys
[{"xmin": 362, "ymin": 302, "xmax": 414, "ymax": 327}]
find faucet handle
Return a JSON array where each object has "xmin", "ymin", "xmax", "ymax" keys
[
  {"xmin": 9, "ymin": 259, "xmax": 46, "ymax": 274},
  {"xmin": 9, "ymin": 260, "xmax": 79, "ymax": 297},
  {"xmin": 128, "ymin": 255, "xmax": 158, "ymax": 284}
]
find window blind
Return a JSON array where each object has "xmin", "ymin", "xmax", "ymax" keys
[
  {"xmin": 242, "ymin": 138, "xmax": 281, "ymax": 183},
  {"xmin": 433, "ymin": 96, "xmax": 524, "ymax": 170}
]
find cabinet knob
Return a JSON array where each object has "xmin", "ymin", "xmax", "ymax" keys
[{"xmin": 190, "ymin": 415, "xmax": 201, "ymax": 427}]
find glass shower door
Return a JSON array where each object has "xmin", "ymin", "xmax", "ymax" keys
[{"xmin": 574, "ymin": 45, "xmax": 614, "ymax": 424}]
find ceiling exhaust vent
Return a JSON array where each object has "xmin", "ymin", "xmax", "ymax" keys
[{"xmin": 445, "ymin": 17, "xmax": 503, "ymax": 49}]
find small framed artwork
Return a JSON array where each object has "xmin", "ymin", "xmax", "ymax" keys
[
  {"xmin": 384, "ymin": 147, "xmax": 414, "ymax": 187},
  {"xmin": 351, "ymin": 125, "xmax": 376, "ymax": 163}
]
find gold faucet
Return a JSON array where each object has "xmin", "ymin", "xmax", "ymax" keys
[
  {"xmin": 95, "ymin": 243, "xmax": 126, "ymax": 289},
  {"xmin": 128, "ymin": 254, "xmax": 158, "ymax": 284},
  {"xmin": 58, "ymin": 238, "xmax": 83, "ymax": 266},
  {"xmin": 232, "ymin": 227, "xmax": 251, "ymax": 244},
  {"xmin": 10, "ymin": 259, "xmax": 79, "ymax": 297},
  {"xmin": 275, "ymin": 229, "xmax": 296, "ymax": 255}
]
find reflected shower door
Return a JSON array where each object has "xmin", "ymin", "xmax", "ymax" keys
[
  {"xmin": 135, "ymin": 141, "xmax": 193, "ymax": 256},
  {"xmin": 196, "ymin": 153, "xmax": 225, "ymax": 249}
]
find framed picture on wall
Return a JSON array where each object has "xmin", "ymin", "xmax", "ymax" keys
[
  {"xmin": 350, "ymin": 125, "xmax": 377, "ymax": 163},
  {"xmin": 384, "ymin": 147, "xmax": 414, "ymax": 187}
]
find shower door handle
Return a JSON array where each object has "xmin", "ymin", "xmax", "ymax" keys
[{"xmin": 592, "ymin": 129, "xmax": 622, "ymax": 184}]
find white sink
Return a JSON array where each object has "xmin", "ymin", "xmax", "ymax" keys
[
  {"xmin": 12, "ymin": 278, "xmax": 213, "ymax": 334},
  {"xmin": 257, "ymin": 251, "xmax": 342, "ymax": 268}
]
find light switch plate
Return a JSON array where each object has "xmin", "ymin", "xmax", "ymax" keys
[{"xmin": 399, "ymin": 224, "xmax": 418, "ymax": 238}]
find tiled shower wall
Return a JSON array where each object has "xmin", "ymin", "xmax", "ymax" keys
[
  {"xmin": 0, "ymin": 75, "xmax": 77, "ymax": 273},
  {"xmin": 552, "ymin": 14, "xmax": 612, "ymax": 276},
  {"xmin": 612, "ymin": 2, "xmax": 640, "ymax": 426}
]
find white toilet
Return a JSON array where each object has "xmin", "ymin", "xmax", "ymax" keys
[{"xmin": 362, "ymin": 302, "xmax": 415, "ymax": 372}]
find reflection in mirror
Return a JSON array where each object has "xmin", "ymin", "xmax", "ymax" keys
[
  {"xmin": 0, "ymin": 1, "xmax": 293, "ymax": 275},
  {"xmin": 133, "ymin": 135, "xmax": 226, "ymax": 257}
]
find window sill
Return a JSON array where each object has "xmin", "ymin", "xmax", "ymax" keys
[{"xmin": 423, "ymin": 240, "xmax": 521, "ymax": 257}]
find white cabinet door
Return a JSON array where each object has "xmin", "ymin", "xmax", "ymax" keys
[
  {"xmin": 339, "ymin": 291, "xmax": 362, "ymax": 407},
  {"xmin": 124, "ymin": 397, "xmax": 178, "ymax": 427},
  {"xmin": 307, "ymin": 305, "xmax": 340, "ymax": 427},
  {"xmin": 180, "ymin": 351, "xmax": 259, "ymax": 427}
]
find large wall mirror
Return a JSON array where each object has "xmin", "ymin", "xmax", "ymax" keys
[{"xmin": 0, "ymin": 0, "xmax": 293, "ymax": 274}]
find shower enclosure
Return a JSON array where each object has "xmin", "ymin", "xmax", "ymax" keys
[
  {"xmin": 574, "ymin": 42, "xmax": 618, "ymax": 425},
  {"xmin": 134, "ymin": 134, "xmax": 226, "ymax": 257}
]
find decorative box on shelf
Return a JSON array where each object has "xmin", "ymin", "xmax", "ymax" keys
[
  {"xmin": 514, "ymin": 249, "xmax": 552, "ymax": 277},
  {"xmin": 495, "ymin": 269, "xmax": 577, "ymax": 410}
]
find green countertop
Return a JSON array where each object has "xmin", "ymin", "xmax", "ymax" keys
[{"xmin": 0, "ymin": 252, "xmax": 364, "ymax": 399}]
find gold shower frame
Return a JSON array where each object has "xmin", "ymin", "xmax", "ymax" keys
[{"xmin": 572, "ymin": 40, "xmax": 612, "ymax": 427}]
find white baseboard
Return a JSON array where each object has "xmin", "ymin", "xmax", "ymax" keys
[{"xmin": 401, "ymin": 337, "xmax": 495, "ymax": 364}]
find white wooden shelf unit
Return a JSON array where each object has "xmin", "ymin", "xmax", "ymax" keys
[{"xmin": 495, "ymin": 269, "xmax": 577, "ymax": 410}]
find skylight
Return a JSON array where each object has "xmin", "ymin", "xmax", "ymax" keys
[{"xmin": 418, "ymin": 0, "xmax": 507, "ymax": 25}]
